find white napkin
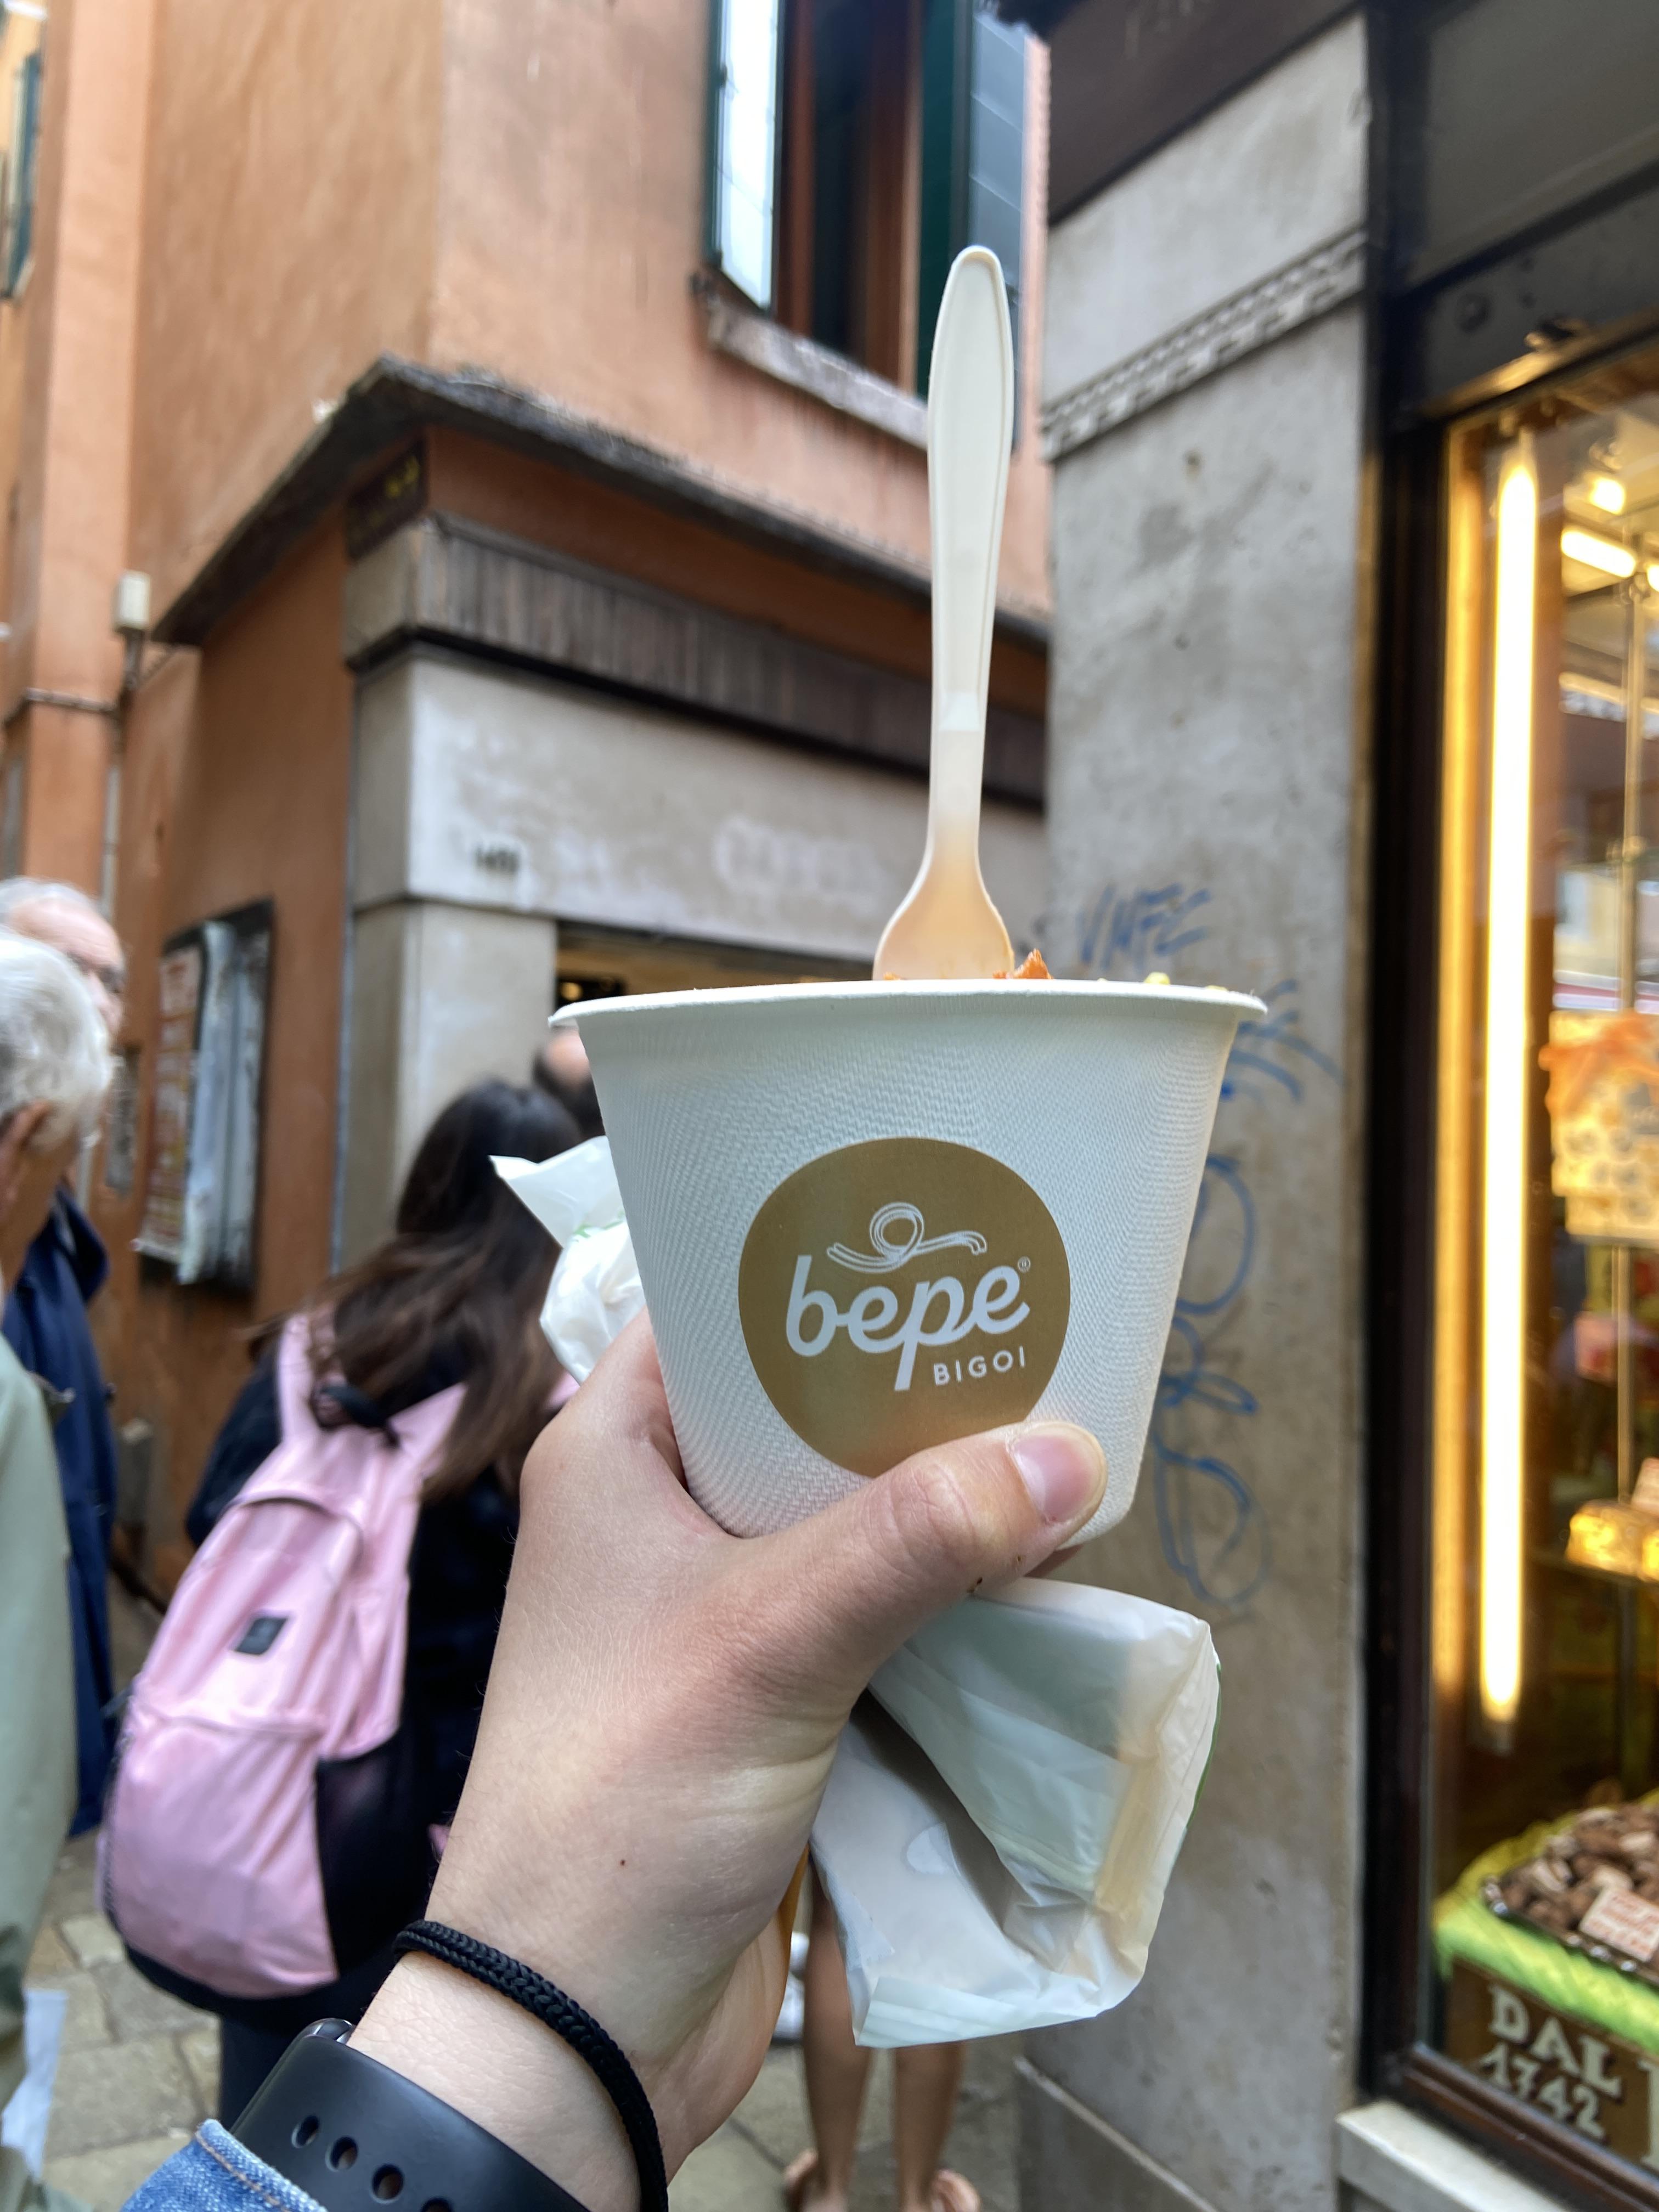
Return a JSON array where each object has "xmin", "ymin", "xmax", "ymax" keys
[
  {"xmin": 498, "ymin": 1141, "xmax": 1218, "ymax": 2044},
  {"xmin": 494, "ymin": 1142, "xmax": 644, "ymax": 1379}
]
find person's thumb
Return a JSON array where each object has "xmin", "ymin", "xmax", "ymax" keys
[{"xmin": 751, "ymin": 1421, "xmax": 1107, "ymax": 1713}]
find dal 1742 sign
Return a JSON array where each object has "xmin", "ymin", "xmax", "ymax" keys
[{"xmin": 1447, "ymin": 1960, "xmax": 1659, "ymax": 2167}]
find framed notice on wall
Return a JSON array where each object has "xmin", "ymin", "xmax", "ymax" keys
[{"xmin": 134, "ymin": 901, "xmax": 273, "ymax": 1291}]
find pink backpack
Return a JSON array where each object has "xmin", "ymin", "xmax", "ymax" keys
[{"xmin": 99, "ymin": 1317, "xmax": 465, "ymax": 2004}]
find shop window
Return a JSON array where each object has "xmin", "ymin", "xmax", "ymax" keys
[
  {"xmin": 0, "ymin": 47, "xmax": 40, "ymax": 298},
  {"xmin": 1422, "ymin": 340, "xmax": 1659, "ymax": 2196},
  {"xmin": 706, "ymin": 0, "xmax": 1023, "ymax": 393},
  {"xmin": 136, "ymin": 903, "xmax": 273, "ymax": 1292}
]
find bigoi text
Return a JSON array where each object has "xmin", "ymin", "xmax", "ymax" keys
[{"xmin": 785, "ymin": 1255, "xmax": 1031, "ymax": 1391}]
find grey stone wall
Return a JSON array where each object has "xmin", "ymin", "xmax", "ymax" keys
[
  {"xmin": 340, "ymin": 647, "xmax": 1047, "ymax": 1252},
  {"xmin": 1026, "ymin": 17, "xmax": 1373, "ymax": 2212}
]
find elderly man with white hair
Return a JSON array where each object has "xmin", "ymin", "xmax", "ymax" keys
[
  {"xmin": 0, "ymin": 879, "xmax": 126, "ymax": 1042},
  {"xmin": 0, "ymin": 931, "xmax": 108, "ymax": 2212},
  {"xmin": 0, "ymin": 878, "xmax": 125, "ymax": 1834}
]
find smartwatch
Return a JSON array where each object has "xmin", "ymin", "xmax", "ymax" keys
[{"xmin": 233, "ymin": 2019, "xmax": 592, "ymax": 2212}]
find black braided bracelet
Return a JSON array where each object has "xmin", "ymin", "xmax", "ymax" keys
[{"xmin": 393, "ymin": 1920, "xmax": 669, "ymax": 2212}]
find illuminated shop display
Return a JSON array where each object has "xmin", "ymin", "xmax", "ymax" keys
[{"xmin": 1430, "ymin": 346, "xmax": 1659, "ymax": 2183}]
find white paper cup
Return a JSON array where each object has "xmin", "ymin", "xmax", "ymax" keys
[{"xmin": 557, "ymin": 979, "xmax": 1261, "ymax": 1544}]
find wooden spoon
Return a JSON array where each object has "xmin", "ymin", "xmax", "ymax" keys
[{"xmin": 874, "ymin": 247, "xmax": 1015, "ymax": 980}]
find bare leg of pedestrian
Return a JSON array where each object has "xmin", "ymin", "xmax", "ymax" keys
[
  {"xmin": 894, "ymin": 2039, "xmax": 978, "ymax": 2212},
  {"xmin": 785, "ymin": 1876, "xmax": 870, "ymax": 2211}
]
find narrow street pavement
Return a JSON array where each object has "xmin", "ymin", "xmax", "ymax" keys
[
  {"xmin": 27, "ymin": 1829, "xmax": 218, "ymax": 2209},
  {"xmin": 669, "ymin": 2035, "xmax": 1019, "ymax": 2212},
  {"xmin": 22, "ymin": 1583, "xmax": 1019, "ymax": 2211}
]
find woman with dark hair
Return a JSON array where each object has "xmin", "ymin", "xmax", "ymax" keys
[{"xmin": 183, "ymin": 1080, "xmax": 581, "ymax": 2118}]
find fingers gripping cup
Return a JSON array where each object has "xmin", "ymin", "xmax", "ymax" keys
[{"xmin": 555, "ymin": 977, "xmax": 1260, "ymax": 1543}]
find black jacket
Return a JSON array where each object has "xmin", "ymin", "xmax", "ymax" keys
[{"xmin": 3, "ymin": 1192, "xmax": 117, "ymax": 1832}]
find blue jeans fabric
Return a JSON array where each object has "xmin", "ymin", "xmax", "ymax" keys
[{"xmin": 122, "ymin": 2124, "xmax": 323, "ymax": 2212}]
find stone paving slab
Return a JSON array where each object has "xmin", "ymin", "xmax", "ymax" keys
[
  {"xmin": 726, "ymin": 2040, "xmax": 896, "ymax": 2168},
  {"xmin": 61, "ymin": 1915, "xmax": 123, "ymax": 1971},
  {"xmin": 26, "ymin": 1926, "xmax": 75, "ymax": 1979},
  {"xmin": 40, "ymin": 1849, "xmax": 99, "ymax": 1932},
  {"xmin": 47, "ymin": 2036, "xmax": 201, "ymax": 2159},
  {"xmin": 180, "ymin": 2027, "xmax": 221, "ymax": 2115},
  {"xmin": 674, "ymin": 2036, "xmax": 1019, "ymax": 2212},
  {"xmin": 26, "ymin": 1829, "xmax": 219, "ymax": 2203},
  {"xmin": 37, "ymin": 1971, "xmax": 111, "ymax": 2056},
  {"xmin": 43, "ymin": 2131, "xmax": 195, "ymax": 2212},
  {"xmin": 669, "ymin": 2117, "xmax": 787, "ymax": 2212},
  {"xmin": 95, "ymin": 1960, "xmax": 211, "ymax": 2043},
  {"xmin": 19, "ymin": 1588, "xmax": 222, "ymax": 2208}
]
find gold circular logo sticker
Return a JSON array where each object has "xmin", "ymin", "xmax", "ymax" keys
[{"xmin": 738, "ymin": 1136, "xmax": 1070, "ymax": 1477}]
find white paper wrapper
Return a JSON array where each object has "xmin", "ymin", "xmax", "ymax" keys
[
  {"xmin": 500, "ymin": 1142, "xmax": 1219, "ymax": 2045},
  {"xmin": 494, "ymin": 1142, "xmax": 643, "ymax": 1379}
]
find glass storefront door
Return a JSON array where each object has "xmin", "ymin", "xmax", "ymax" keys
[{"xmin": 1429, "ymin": 341, "xmax": 1659, "ymax": 2187}]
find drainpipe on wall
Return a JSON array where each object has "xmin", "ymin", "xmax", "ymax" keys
[{"xmin": 104, "ymin": 569, "xmax": 153, "ymax": 913}]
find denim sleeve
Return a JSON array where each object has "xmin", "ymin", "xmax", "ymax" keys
[{"xmin": 122, "ymin": 2124, "xmax": 323, "ymax": 2212}]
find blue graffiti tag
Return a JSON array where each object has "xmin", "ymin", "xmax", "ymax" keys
[{"xmin": 1067, "ymin": 887, "xmax": 1339, "ymax": 1611}]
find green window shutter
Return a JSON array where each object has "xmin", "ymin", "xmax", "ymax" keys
[
  {"xmin": 706, "ymin": 0, "xmax": 783, "ymax": 312},
  {"xmin": 916, "ymin": 0, "xmax": 970, "ymax": 398},
  {"xmin": 915, "ymin": 0, "xmax": 1026, "ymax": 400},
  {"xmin": 3, "ymin": 51, "xmax": 40, "ymax": 297},
  {"xmin": 967, "ymin": 7, "xmax": 1025, "ymax": 365}
]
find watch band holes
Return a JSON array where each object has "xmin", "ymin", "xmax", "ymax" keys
[
  {"xmin": 292, "ymin": 2117, "xmax": 319, "ymax": 2148},
  {"xmin": 373, "ymin": 2167, "xmax": 404, "ymax": 2200},
  {"xmin": 419, "ymin": 2199, "xmax": 453, "ymax": 2212},
  {"xmin": 327, "ymin": 2138, "xmax": 358, "ymax": 2170}
]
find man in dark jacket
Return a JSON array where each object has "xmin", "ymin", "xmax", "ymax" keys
[
  {"xmin": 0, "ymin": 878, "xmax": 126, "ymax": 1833},
  {"xmin": 3, "ymin": 1189, "xmax": 119, "ymax": 1831}
]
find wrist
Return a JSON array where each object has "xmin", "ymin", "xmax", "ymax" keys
[{"xmin": 352, "ymin": 1955, "xmax": 641, "ymax": 2212}]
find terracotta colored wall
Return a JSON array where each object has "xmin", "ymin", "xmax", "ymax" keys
[
  {"xmin": 430, "ymin": 0, "xmax": 1051, "ymax": 616},
  {"xmin": 0, "ymin": 4, "xmax": 45, "ymax": 679},
  {"xmin": 0, "ymin": 0, "xmax": 155, "ymax": 890},
  {"xmin": 126, "ymin": 0, "xmax": 1048, "ymax": 645},
  {"xmin": 129, "ymin": 0, "xmax": 444, "ymax": 616},
  {"xmin": 13, "ymin": 0, "xmax": 154, "ymax": 697},
  {"xmin": 92, "ymin": 524, "xmax": 353, "ymax": 1576}
]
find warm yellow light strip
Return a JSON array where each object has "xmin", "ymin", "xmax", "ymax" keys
[
  {"xmin": 1480, "ymin": 442, "xmax": 1537, "ymax": 1735},
  {"xmin": 1432, "ymin": 435, "xmax": 1483, "ymax": 1706},
  {"xmin": 1562, "ymin": 526, "xmax": 1637, "ymax": 578}
]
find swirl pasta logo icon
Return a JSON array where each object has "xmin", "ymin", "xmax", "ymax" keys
[{"xmin": 738, "ymin": 1137, "xmax": 1070, "ymax": 1476}]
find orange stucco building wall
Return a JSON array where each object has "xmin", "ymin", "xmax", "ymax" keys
[
  {"xmin": 128, "ymin": 0, "xmax": 1048, "ymax": 631},
  {"xmin": 427, "ymin": 0, "xmax": 1051, "ymax": 615},
  {"xmin": 1, "ymin": 0, "xmax": 154, "ymax": 886},
  {"xmin": 4, "ymin": 0, "xmax": 1053, "ymax": 1565},
  {"xmin": 129, "ymin": 0, "xmax": 444, "ymax": 616},
  {"xmin": 94, "ymin": 528, "xmax": 353, "ymax": 1581}
]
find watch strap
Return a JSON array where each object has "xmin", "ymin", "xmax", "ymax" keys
[{"xmin": 233, "ymin": 2019, "xmax": 592, "ymax": 2212}]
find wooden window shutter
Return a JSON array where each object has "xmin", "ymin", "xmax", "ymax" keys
[
  {"xmin": 914, "ymin": 0, "xmax": 1025, "ymax": 399},
  {"xmin": 707, "ymin": 0, "xmax": 785, "ymax": 311}
]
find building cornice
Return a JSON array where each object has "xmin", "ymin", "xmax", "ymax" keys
[
  {"xmin": 154, "ymin": 356, "xmax": 1048, "ymax": 654},
  {"xmin": 343, "ymin": 512, "xmax": 1045, "ymax": 806},
  {"xmin": 1040, "ymin": 222, "xmax": 1367, "ymax": 460}
]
